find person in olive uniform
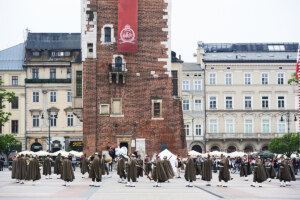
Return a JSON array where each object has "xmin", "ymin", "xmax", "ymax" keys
[
  {"xmin": 43, "ymin": 155, "xmax": 52, "ymax": 179},
  {"xmin": 240, "ymin": 155, "xmax": 251, "ymax": 181},
  {"xmin": 202, "ymin": 154, "xmax": 213, "ymax": 186},
  {"xmin": 126, "ymin": 154, "xmax": 137, "ymax": 187},
  {"xmin": 61, "ymin": 156, "xmax": 75, "ymax": 187},
  {"xmin": 117, "ymin": 154, "xmax": 127, "ymax": 183},
  {"xmin": 184, "ymin": 154, "xmax": 196, "ymax": 187},
  {"xmin": 251, "ymin": 156, "xmax": 267, "ymax": 187},
  {"xmin": 218, "ymin": 154, "xmax": 230, "ymax": 187}
]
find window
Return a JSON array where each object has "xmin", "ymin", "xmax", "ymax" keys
[
  {"xmin": 209, "ymin": 96, "xmax": 216, "ymax": 109},
  {"xmin": 32, "ymin": 115, "xmax": 39, "ymax": 127},
  {"xmin": 245, "ymin": 120, "xmax": 253, "ymax": 134},
  {"xmin": 11, "ymin": 97, "xmax": 19, "ymax": 109},
  {"xmin": 104, "ymin": 27, "xmax": 112, "ymax": 43},
  {"xmin": 51, "ymin": 52, "xmax": 57, "ymax": 57},
  {"xmin": 182, "ymin": 81, "xmax": 189, "ymax": 90},
  {"xmin": 50, "ymin": 69, "xmax": 56, "ymax": 79},
  {"xmin": 278, "ymin": 73, "xmax": 284, "ymax": 85},
  {"xmin": 209, "ymin": 120, "xmax": 217, "ymax": 133},
  {"xmin": 153, "ymin": 103, "xmax": 160, "ymax": 117},
  {"xmin": 225, "ymin": 73, "xmax": 232, "ymax": 85},
  {"xmin": 50, "ymin": 91, "xmax": 57, "ymax": 103},
  {"xmin": 244, "ymin": 73, "xmax": 251, "ymax": 85},
  {"xmin": 112, "ymin": 99, "xmax": 122, "ymax": 115},
  {"xmin": 32, "ymin": 51, "xmax": 40, "ymax": 56},
  {"xmin": 11, "ymin": 120, "xmax": 18, "ymax": 134},
  {"xmin": 67, "ymin": 68, "xmax": 72, "ymax": 79},
  {"xmin": 76, "ymin": 71, "xmax": 82, "ymax": 97},
  {"xmin": 33, "ymin": 92, "xmax": 39, "ymax": 103},
  {"xmin": 225, "ymin": 119, "xmax": 234, "ymax": 133},
  {"xmin": 262, "ymin": 119, "xmax": 270, "ymax": 133},
  {"xmin": 12, "ymin": 76, "xmax": 18, "ymax": 86},
  {"xmin": 32, "ymin": 69, "xmax": 39, "ymax": 79},
  {"xmin": 194, "ymin": 99, "xmax": 202, "ymax": 111},
  {"xmin": 184, "ymin": 124, "xmax": 190, "ymax": 136},
  {"xmin": 152, "ymin": 100, "xmax": 162, "ymax": 119},
  {"xmin": 262, "ymin": 96, "xmax": 269, "ymax": 108},
  {"xmin": 195, "ymin": 124, "xmax": 201, "ymax": 136},
  {"xmin": 268, "ymin": 45, "xmax": 285, "ymax": 51},
  {"xmin": 194, "ymin": 80, "xmax": 202, "ymax": 90},
  {"xmin": 87, "ymin": 43, "xmax": 93, "ymax": 58},
  {"xmin": 277, "ymin": 96, "xmax": 285, "ymax": 108},
  {"xmin": 65, "ymin": 51, "xmax": 71, "ymax": 57},
  {"xmin": 67, "ymin": 91, "xmax": 72, "ymax": 103},
  {"xmin": 225, "ymin": 96, "xmax": 233, "ymax": 109},
  {"xmin": 209, "ymin": 73, "xmax": 216, "ymax": 85},
  {"xmin": 182, "ymin": 100, "xmax": 190, "ymax": 111},
  {"xmin": 245, "ymin": 96, "xmax": 252, "ymax": 109},
  {"xmin": 172, "ymin": 71, "xmax": 178, "ymax": 96},
  {"xmin": 50, "ymin": 115, "xmax": 57, "ymax": 127},
  {"xmin": 67, "ymin": 114, "xmax": 74, "ymax": 127},
  {"xmin": 100, "ymin": 104, "xmax": 109, "ymax": 115},
  {"xmin": 262, "ymin": 73, "xmax": 268, "ymax": 85},
  {"xmin": 278, "ymin": 120, "xmax": 286, "ymax": 134},
  {"xmin": 58, "ymin": 52, "xmax": 64, "ymax": 57}
]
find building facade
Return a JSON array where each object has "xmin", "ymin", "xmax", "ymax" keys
[
  {"xmin": 81, "ymin": 0, "xmax": 186, "ymax": 156},
  {"xmin": 198, "ymin": 42, "xmax": 299, "ymax": 152},
  {"xmin": 24, "ymin": 33, "xmax": 83, "ymax": 152},
  {"xmin": 0, "ymin": 43, "xmax": 26, "ymax": 150}
]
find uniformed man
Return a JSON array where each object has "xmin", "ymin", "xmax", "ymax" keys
[
  {"xmin": 11, "ymin": 155, "xmax": 19, "ymax": 183},
  {"xmin": 286, "ymin": 157, "xmax": 296, "ymax": 186},
  {"xmin": 43, "ymin": 155, "xmax": 52, "ymax": 179},
  {"xmin": 162, "ymin": 156, "xmax": 175, "ymax": 183},
  {"xmin": 195, "ymin": 155, "xmax": 202, "ymax": 179},
  {"xmin": 136, "ymin": 155, "xmax": 144, "ymax": 179},
  {"xmin": 61, "ymin": 156, "xmax": 75, "ymax": 187},
  {"xmin": 89, "ymin": 153, "xmax": 102, "ymax": 187},
  {"xmin": 126, "ymin": 154, "xmax": 137, "ymax": 187},
  {"xmin": 54, "ymin": 153, "xmax": 62, "ymax": 179},
  {"xmin": 26, "ymin": 155, "xmax": 41, "ymax": 185},
  {"xmin": 81, "ymin": 154, "xmax": 89, "ymax": 178},
  {"xmin": 117, "ymin": 154, "xmax": 127, "ymax": 183},
  {"xmin": 175, "ymin": 155, "xmax": 182, "ymax": 178},
  {"xmin": 152, "ymin": 155, "xmax": 168, "ymax": 187},
  {"xmin": 240, "ymin": 154, "xmax": 251, "ymax": 181},
  {"xmin": 251, "ymin": 156, "xmax": 267, "ymax": 187},
  {"xmin": 277, "ymin": 155, "xmax": 293, "ymax": 187},
  {"xmin": 16, "ymin": 154, "xmax": 27, "ymax": 184},
  {"xmin": 202, "ymin": 154, "xmax": 213, "ymax": 186},
  {"xmin": 144, "ymin": 155, "xmax": 152, "ymax": 176},
  {"xmin": 184, "ymin": 154, "xmax": 196, "ymax": 187},
  {"xmin": 218, "ymin": 154, "xmax": 230, "ymax": 187},
  {"xmin": 264, "ymin": 158, "xmax": 275, "ymax": 182}
]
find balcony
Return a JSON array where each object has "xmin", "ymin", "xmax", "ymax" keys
[
  {"xmin": 109, "ymin": 63, "xmax": 127, "ymax": 84},
  {"xmin": 206, "ymin": 132, "xmax": 280, "ymax": 141},
  {"xmin": 25, "ymin": 79, "xmax": 71, "ymax": 84}
]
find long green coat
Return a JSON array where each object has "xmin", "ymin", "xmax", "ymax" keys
[
  {"xmin": 81, "ymin": 157, "xmax": 89, "ymax": 175},
  {"xmin": 218, "ymin": 158, "xmax": 230, "ymax": 182},
  {"xmin": 43, "ymin": 157, "xmax": 52, "ymax": 175},
  {"xmin": 151, "ymin": 159, "xmax": 168, "ymax": 182},
  {"xmin": 16, "ymin": 157, "xmax": 27, "ymax": 180},
  {"xmin": 287, "ymin": 159, "xmax": 296, "ymax": 181},
  {"xmin": 264, "ymin": 161, "xmax": 276, "ymax": 179},
  {"xmin": 253, "ymin": 159, "xmax": 267, "ymax": 183},
  {"xmin": 240, "ymin": 159, "xmax": 251, "ymax": 177},
  {"xmin": 117, "ymin": 158, "xmax": 126, "ymax": 179},
  {"xmin": 90, "ymin": 156, "xmax": 102, "ymax": 181},
  {"xmin": 26, "ymin": 158, "xmax": 41, "ymax": 181},
  {"xmin": 195, "ymin": 159, "xmax": 202, "ymax": 175},
  {"xmin": 136, "ymin": 158, "xmax": 144, "ymax": 178},
  {"xmin": 11, "ymin": 158, "xmax": 18, "ymax": 179},
  {"xmin": 54, "ymin": 156, "xmax": 62, "ymax": 175},
  {"xmin": 277, "ymin": 159, "xmax": 292, "ymax": 181},
  {"xmin": 144, "ymin": 158, "xmax": 152, "ymax": 175},
  {"xmin": 126, "ymin": 159, "xmax": 137, "ymax": 182},
  {"xmin": 61, "ymin": 159, "xmax": 75, "ymax": 182},
  {"xmin": 184, "ymin": 158, "xmax": 196, "ymax": 182},
  {"xmin": 162, "ymin": 159, "xmax": 175, "ymax": 179},
  {"xmin": 202, "ymin": 158, "xmax": 212, "ymax": 181}
]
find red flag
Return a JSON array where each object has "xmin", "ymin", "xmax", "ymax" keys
[
  {"xmin": 296, "ymin": 60, "xmax": 300, "ymax": 79},
  {"xmin": 118, "ymin": 0, "xmax": 138, "ymax": 52}
]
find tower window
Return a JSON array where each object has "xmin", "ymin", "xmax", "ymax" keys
[{"xmin": 105, "ymin": 27, "xmax": 112, "ymax": 43}]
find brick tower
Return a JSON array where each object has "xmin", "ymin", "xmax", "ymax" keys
[{"xmin": 81, "ymin": 0, "xmax": 186, "ymax": 156}]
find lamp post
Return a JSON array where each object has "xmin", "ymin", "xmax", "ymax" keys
[
  {"xmin": 42, "ymin": 109, "xmax": 58, "ymax": 153},
  {"xmin": 280, "ymin": 112, "xmax": 297, "ymax": 134}
]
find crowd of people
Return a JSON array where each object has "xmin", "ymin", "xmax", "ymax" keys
[{"xmin": 9, "ymin": 151, "xmax": 298, "ymax": 188}]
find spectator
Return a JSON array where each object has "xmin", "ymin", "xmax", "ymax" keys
[
  {"xmin": 292, "ymin": 157, "xmax": 298, "ymax": 175},
  {"xmin": 0, "ymin": 155, "xmax": 4, "ymax": 171},
  {"xmin": 71, "ymin": 155, "xmax": 76, "ymax": 171},
  {"xmin": 273, "ymin": 157, "xmax": 278, "ymax": 174}
]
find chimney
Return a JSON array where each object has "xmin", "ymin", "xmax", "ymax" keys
[{"xmin": 179, "ymin": 55, "xmax": 181, "ymax": 60}]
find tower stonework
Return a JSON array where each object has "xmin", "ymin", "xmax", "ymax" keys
[{"xmin": 82, "ymin": 0, "xmax": 187, "ymax": 156}]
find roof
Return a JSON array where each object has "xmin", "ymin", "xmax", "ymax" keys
[
  {"xmin": 199, "ymin": 42, "xmax": 299, "ymax": 63},
  {"xmin": 182, "ymin": 63, "xmax": 203, "ymax": 71},
  {"xmin": 26, "ymin": 33, "xmax": 81, "ymax": 50},
  {"xmin": 0, "ymin": 43, "xmax": 25, "ymax": 71}
]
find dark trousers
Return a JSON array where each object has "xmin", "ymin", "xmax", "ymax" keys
[
  {"xmin": 92, "ymin": 178, "xmax": 100, "ymax": 182},
  {"xmin": 0, "ymin": 164, "xmax": 3, "ymax": 171},
  {"xmin": 109, "ymin": 163, "xmax": 113, "ymax": 171}
]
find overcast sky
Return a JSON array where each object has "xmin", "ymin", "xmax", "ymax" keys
[{"xmin": 0, "ymin": 0, "xmax": 299, "ymax": 62}]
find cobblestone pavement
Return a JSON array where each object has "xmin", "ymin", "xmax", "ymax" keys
[{"xmin": 0, "ymin": 168, "xmax": 299, "ymax": 200}]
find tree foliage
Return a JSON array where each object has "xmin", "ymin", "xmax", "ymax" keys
[
  {"xmin": 0, "ymin": 81, "xmax": 16, "ymax": 126},
  {"xmin": 0, "ymin": 134, "xmax": 21, "ymax": 156},
  {"xmin": 269, "ymin": 133, "xmax": 300, "ymax": 157},
  {"xmin": 288, "ymin": 72, "xmax": 299, "ymax": 84}
]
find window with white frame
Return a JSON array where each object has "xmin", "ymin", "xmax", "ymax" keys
[
  {"xmin": 244, "ymin": 73, "xmax": 251, "ymax": 85},
  {"xmin": 182, "ymin": 81, "xmax": 189, "ymax": 90},
  {"xmin": 278, "ymin": 96, "xmax": 285, "ymax": 108},
  {"xmin": 67, "ymin": 91, "xmax": 72, "ymax": 103},
  {"xmin": 245, "ymin": 96, "xmax": 252, "ymax": 109},
  {"xmin": 67, "ymin": 68, "xmax": 72, "ymax": 79},
  {"xmin": 262, "ymin": 119, "xmax": 270, "ymax": 133},
  {"xmin": 32, "ymin": 115, "xmax": 39, "ymax": 127},
  {"xmin": 194, "ymin": 99, "xmax": 202, "ymax": 111},
  {"xmin": 67, "ymin": 114, "xmax": 74, "ymax": 127},
  {"xmin": 194, "ymin": 80, "xmax": 202, "ymax": 90},
  {"xmin": 225, "ymin": 73, "xmax": 232, "ymax": 85},
  {"xmin": 225, "ymin": 96, "xmax": 233, "ymax": 109},
  {"xmin": 182, "ymin": 100, "xmax": 190, "ymax": 111},
  {"xmin": 33, "ymin": 92, "xmax": 39, "ymax": 103},
  {"xmin": 100, "ymin": 104, "xmax": 110, "ymax": 115},
  {"xmin": 101, "ymin": 25, "xmax": 116, "ymax": 44},
  {"xmin": 225, "ymin": 119, "xmax": 234, "ymax": 133},
  {"xmin": 50, "ymin": 91, "xmax": 57, "ymax": 103},
  {"xmin": 262, "ymin": 96, "xmax": 269, "ymax": 108},
  {"xmin": 184, "ymin": 124, "xmax": 190, "ymax": 136},
  {"xmin": 245, "ymin": 119, "xmax": 253, "ymax": 134},
  {"xmin": 50, "ymin": 114, "xmax": 57, "ymax": 127},
  {"xmin": 209, "ymin": 73, "xmax": 216, "ymax": 85},
  {"xmin": 278, "ymin": 73, "xmax": 284, "ymax": 85},
  {"xmin": 195, "ymin": 124, "xmax": 202, "ymax": 136},
  {"xmin": 262, "ymin": 73, "xmax": 268, "ymax": 85},
  {"xmin": 209, "ymin": 119, "xmax": 217, "ymax": 133},
  {"xmin": 209, "ymin": 96, "xmax": 216, "ymax": 109},
  {"xmin": 278, "ymin": 120, "xmax": 286, "ymax": 134}
]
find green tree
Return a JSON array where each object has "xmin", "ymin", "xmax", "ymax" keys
[
  {"xmin": 0, "ymin": 80, "xmax": 16, "ymax": 126},
  {"xmin": 288, "ymin": 72, "xmax": 299, "ymax": 84},
  {"xmin": 0, "ymin": 134, "xmax": 21, "ymax": 157},
  {"xmin": 269, "ymin": 133, "xmax": 300, "ymax": 157}
]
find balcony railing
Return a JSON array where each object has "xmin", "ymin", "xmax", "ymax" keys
[
  {"xmin": 25, "ymin": 79, "xmax": 71, "ymax": 84},
  {"xmin": 206, "ymin": 132, "xmax": 280, "ymax": 140},
  {"xmin": 110, "ymin": 63, "xmax": 127, "ymax": 72}
]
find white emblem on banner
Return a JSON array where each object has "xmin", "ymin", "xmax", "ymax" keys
[{"xmin": 120, "ymin": 25, "xmax": 135, "ymax": 44}]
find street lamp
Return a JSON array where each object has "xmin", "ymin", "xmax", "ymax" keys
[
  {"xmin": 280, "ymin": 112, "xmax": 297, "ymax": 134},
  {"xmin": 42, "ymin": 109, "xmax": 58, "ymax": 153}
]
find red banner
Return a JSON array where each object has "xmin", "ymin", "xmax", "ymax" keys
[{"xmin": 118, "ymin": 0, "xmax": 138, "ymax": 52}]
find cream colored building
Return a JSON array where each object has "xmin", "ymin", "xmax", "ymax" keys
[
  {"xmin": 0, "ymin": 43, "xmax": 26, "ymax": 150},
  {"xmin": 24, "ymin": 33, "xmax": 83, "ymax": 152},
  {"xmin": 198, "ymin": 42, "xmax": 299, "ymax": 152}
]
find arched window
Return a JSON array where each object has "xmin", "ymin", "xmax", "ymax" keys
[
  {"xmin": 227, "ymin": 146, "xmax": 236, "ymax": 153},
  {"xmin": 211, "ymin": 146, "xmax": 220, "ymax": 152},
  {"xmin": 192, "ymin": 145, "xmax": 202, "ymax": 153},
  {"xmin": 115, "ymin": 56, "xmax": 123, "ymax": 72},
  {"xmin": 104, "ymin": 27, "xmax": 112, "ymax": 43},
  {"xmin": 31, "ymin": 143, "xmax": 42, "ymax": 152},
  {"xmin": 244, "ymin": 145, "xmax": 254, "ymax": 153}
]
